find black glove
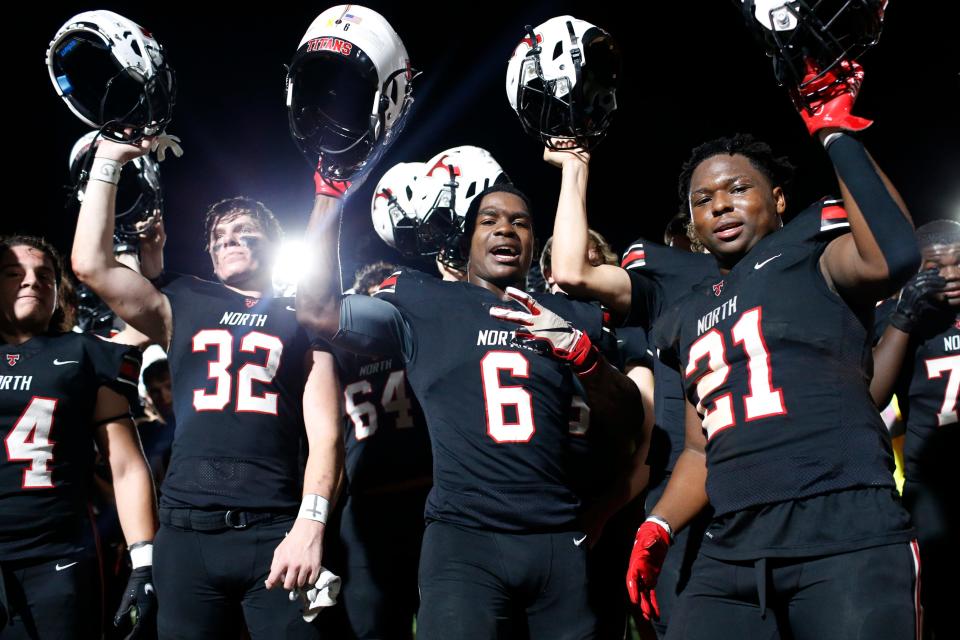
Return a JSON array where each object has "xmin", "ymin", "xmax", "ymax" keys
[
  {"xmin": 114, "ymin": 566, "xmax": 156, "ymax": 639},
  {"xmin": 890, "ymin": 268, "xmax": 946, "ymax": 333}
]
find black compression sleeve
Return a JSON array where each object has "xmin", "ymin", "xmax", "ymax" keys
[{"xmin": 826, "ymin": 134, "xmax": 920, "ymax": 287}]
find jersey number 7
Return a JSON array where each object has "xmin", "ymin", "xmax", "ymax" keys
[{"xmin": 925, "ymin": 354, "xmax": 960, "ymax": 427}]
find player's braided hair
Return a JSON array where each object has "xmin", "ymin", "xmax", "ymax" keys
[
  {"xmin": 677, "ymin": 133, "xmax": 795, "ymax": 209},
  {"xmin": 202, "ymin": 197, "xmax": 283, "ymax": 253},
  {"xmin": 0, "ymin": 235, "xmax": 76, "ymax": 332}
]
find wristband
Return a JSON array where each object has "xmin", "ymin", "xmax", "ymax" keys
[
  {"xmin": 128, "ymin": 541, "xmax": 153, "ymax": 569},
  {"xmin": 90, "ymin": 157, "xmax": 123, "ymax": 185},
  {"xmin": 645, "ymin": 515, "xmax": 673, "ymax": 542},
  {"xmin": 298, "ymin": 494, "xmax": 330, "ymax": 524},
  {"xmin": 821, "ymin": 132, "xmax": 845, "ymax": 150}
]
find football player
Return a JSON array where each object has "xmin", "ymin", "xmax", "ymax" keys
[
  {"xmin": 70, "ymin": 137, "xmax": 343, "ymax": 639},
  {"xmin": 871, "ymin": 219, "xmax": 960, "ymax": 639},
  {"xmin": 296, "ymin": 178, "xmax": 646, "ymax": 639},
  {"xmin": 545, "ymin": 144, "xmax": 717, "ymax": 637},
  {"xmin": 326, "ymin": 261, "xmax": 432, "ymax": 640},
  {"xmin": 0, "ymin": 235, "xmax": 156, "ymax": 639},
  {"xmin": 550, "ymin": 59, "xmax": 922, "ymax": 637}
]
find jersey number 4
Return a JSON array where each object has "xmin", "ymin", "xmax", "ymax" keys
[
  {"xmin": 192, "ymin": 330, "xmax": 283, "ymax": 415},
  {"xmin": 4, "ymin": 397, "xmax": 57, "ymax": 489},
  {"xmin": 686, "ymin": 307, "xmax": 786, "ymax": 439},
  {"xmin": 925, "ymin": 354, "xmax": 960, "ymax": 427},
  {"xmin": 344, "ymin": 371, "xmax": 413, "ymax": 440}
]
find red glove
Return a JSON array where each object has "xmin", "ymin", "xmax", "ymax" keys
[
  {"xmin": 626, "ymin": 519, "xmax": 672, "ymax": 620},
  {"xmin": 489, "ymin": 287, "xmax": 600, "ymax": 375},
  {"xmin": 796, "ymin": 58, "xmax": 873, "ymax": 136},
  {"xmin": 314, "ymin": 160, "xmax": 351, "ymax": 198}
]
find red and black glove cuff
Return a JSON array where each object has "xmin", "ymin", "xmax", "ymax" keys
[
  {"xmin": 314, "ymin": 161, "xmax": 351, "ymax": 198},
  {"xmin": 567, "ymin": 332, "xmax": 600, "ymax": 377}
]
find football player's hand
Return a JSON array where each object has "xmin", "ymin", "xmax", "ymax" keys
[
  {"xmin": 489, "ymin": 286, "xmax": 599, "ymax": 374},
  {"xmin": 795, "ymin": 58, "xmax": 873, "ymax": 136},
  {"xmin": 890, "ymin": 268, "xmax": 947, "ymax": 333},
  {"xmin": 543, "ymin": 138, "xmax": 590, "ymax": 169},
  {"xmin": 265, "ymin": 518, "xmax": 324, "ymax": 591},
  {"xmin": 113, "ymin": 566, "xmax": 157, "ymax": 639},
  {"xmin": 95, "ymin": 135, "xmax": 153, "ymax": 164},
  {"xmin": 626, "ymin": 519, "xmax": 671, "ymax": 620},
  {"xmin": 136, "ymin": 217, "xmax": 166, "ymax": 281}
]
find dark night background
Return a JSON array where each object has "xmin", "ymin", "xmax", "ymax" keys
[{"xmin": 11, "ymin": 1, "xmax": 959, "ymax": 284}]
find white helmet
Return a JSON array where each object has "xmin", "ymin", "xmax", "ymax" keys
[
  {"xmin": 370, "ymin": 161, "xmax": 425, "ymax": 255},
  {"xmin": 69, "ymin": 131, "xmax": 163, "ymax": 245},
  {"xmin": 413, "ymin": 146, "xmax": 510, "ymax": 267},
  {"xmin": 506, "ymin": 16, "xmax": 619, "ymax": 150},
  {"xmin": 286, "ymin": 5, "xmax": 414, "ymax": 181},
  {"xmin": 47, "ymin": 10, "xmax": 175, "ymax": 143}
]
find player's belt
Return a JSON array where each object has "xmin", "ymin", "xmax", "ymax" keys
[{"xmin": 159, "ymin": 508, "xmax": 289, "ymax": 531}]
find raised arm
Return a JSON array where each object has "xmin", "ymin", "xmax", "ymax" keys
[
  {"xmin": 788, "ymin": 61, "xmax": 920, "ymax": 305},
  {"xmin": 544, "ymin": 145, "xmax": 633, "ymax": 317},
  {"xmin": 71, "ymin": 139, "xmax": 172, "ymax": 347},
  {"xmin": 295, "ymin": 182, "xmax": 349, "ymax": 337}
]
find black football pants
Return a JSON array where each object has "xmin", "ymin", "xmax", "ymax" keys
[
  {"xmin": 152, "ymin": 514, "xmax": 323, "ymax": 640},
  {"xmin": 0, "ymin": 553, "xmax": 100, "ymax": 639},
  {"xmin": 416, "ymin": 520, "xmax": 597, "ymax": 640},
  {"xmin": 666, "ymin": 542, "xmax": 920, "ymax": 640}
]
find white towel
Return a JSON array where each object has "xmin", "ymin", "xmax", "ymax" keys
[{"xmin": 289, "ymin": 568, "xmax": 342, "ymax": 623}]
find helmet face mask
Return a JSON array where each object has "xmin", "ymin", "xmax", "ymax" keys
[
  {"xmin": 48, "ymin": 11, "xmax": 175, "ymax": 143},
  {"xmin": 287, "ymin": 6, "xmax": 413, "ymax": 181},
  {"xmin": 739, "ymin": 0, "xmax": 886, "ymax": 108},
  {"xmin": 371, "ymin": 161, "xmax": 425, "ymax": 256},
  {"xmin": 507, "ymin": 16, "xmax": 620, "ymax": 151}
]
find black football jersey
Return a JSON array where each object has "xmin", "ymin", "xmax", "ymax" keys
[
  {"xmin": 371, "ymin": 269, "xmax": 603, "ymax": 531},
  {"xmin": 160, "ymin": 274, "xmax": 313, "ymax": 511},
  {"xmin": 330, "ymin": 337, "xmax": 432, "ymax": 496},
  {"xmin": 876, "ymin": 300, "xmax": 960, "ymax": 482},
  {"xmin": 621, "ymin": 239, "xmax": 719, "ymax": 494},
  {"xmin": 0, "ymin": 333, "xmax": 140, "ymax": 561},
  {"xmin": 654, "ymin": 202, "xmax": 898, "ymax": 517}
]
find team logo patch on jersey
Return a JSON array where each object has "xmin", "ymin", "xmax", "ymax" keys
[
  {"xmin": 713, "ymin": 281, "xmax": 725, "ymax": 296},
  {"xmin": 621, "ymin": 243, "xmax": 646, "ymax": 270},
  {"xmin": 820, "ymin": 199, "xmax": 850, "ymax": 232},
  {"xmin": 245, "ymin": 298, "xmax": 258, "ymax": 309},
  {"xmin": 5, "ymin": 354, "xmax": 19, "ymax": 366}
]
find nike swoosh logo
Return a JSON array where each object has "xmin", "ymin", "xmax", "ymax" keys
[
  {"xmin": 53, "ymin": 359, "xmax": 79, "ymax": 366},
  {"xmin": 573, "ymin": 535, "xmax": 588, "ymax": 547},
  {"xmin": 286, "ymin": 306, "xmax": 296, "ymax": 312},
  {"xmin": 55, "ymin": 562, "xmax": 78, "ymax": 571},
  {"xmin": 754, "ymin": 254, "xmax": 782, "ymax": 270}
]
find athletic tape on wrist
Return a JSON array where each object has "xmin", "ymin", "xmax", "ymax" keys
[
  {"xmin": 298, "ymin": 494, "xmax": 330, "ymax": 524},
  {"xmin": 90, "ymin": 157, "xmax": 123, "ymax": 185},
  {"xmin": 129, "ymin": 542, "xmax": 153, "ymax": 569}
]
